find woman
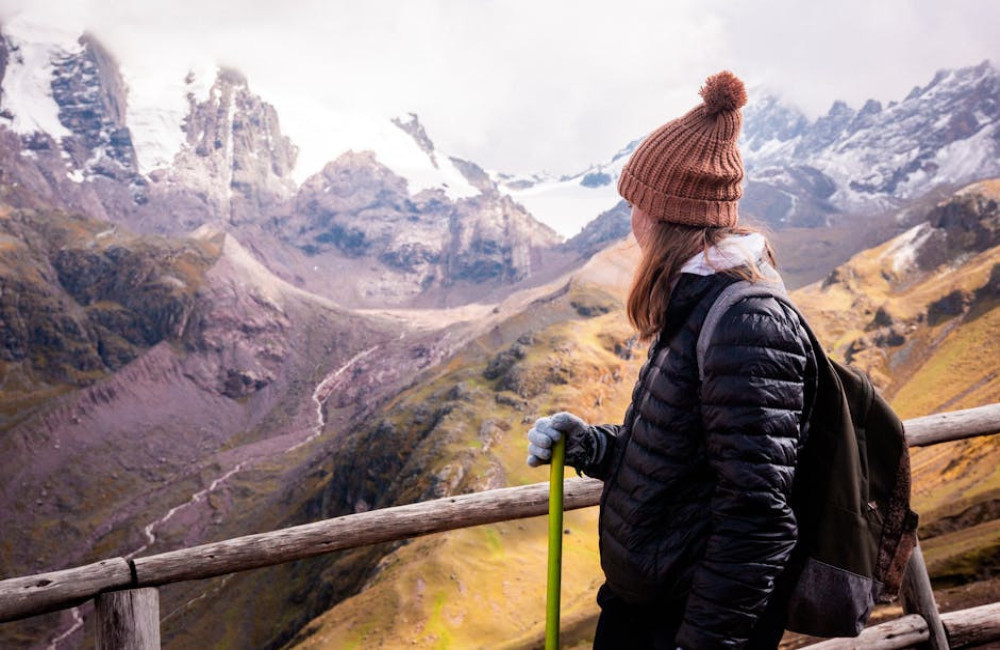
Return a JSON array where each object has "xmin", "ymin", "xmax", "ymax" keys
[{"xmin": 527, "ymin": 71, "xmax": 817, "ymax": 649}]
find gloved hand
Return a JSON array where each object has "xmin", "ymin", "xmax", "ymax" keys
[{"xmin": 527, "ymin": 411, "xmax": 605, "ymax": 471}]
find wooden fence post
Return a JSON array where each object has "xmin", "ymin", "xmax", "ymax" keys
[
  {"xmin": 96, "ymin": 588, "xmax": 160, "ymax": 650},
  {"xmin": 900, "ymin": 541, "xmax": 948, "ymax": 650}
]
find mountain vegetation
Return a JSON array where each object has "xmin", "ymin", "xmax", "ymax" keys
[{"xmin": 0, "ymin": 20, "xmax": 998, "ymax": 649}]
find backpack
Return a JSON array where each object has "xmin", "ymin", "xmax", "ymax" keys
[{"xmin": 697, "ymin": 277, "xmax": 920, "ymax": 638}]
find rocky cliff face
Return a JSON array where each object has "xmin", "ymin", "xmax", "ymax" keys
[
  {"xmin": 157, "ymin": 68, "xmax": 298, "ymax": 228},
  {"xmin": 271, "ymin": 150, "xmax": 562, "ymax": 306},
  {"xmin": 52, "ymin": 34, "xmax": 140, "ymax": 185},
  {"xmin": 449, "ymin": 192, "xmax": 552, "ymax": 284},
  {"xmin": 179, "ymin": 229, "xmax": 292, "ymax": 398},
  {"xmin": 0, "ymin": 28, "xmax": 138, "ymax": 220},
  {"xmin": 0, "ymin": 23, "xmax": 298, "ymax": 233},
  {"xmin": 916, "ymin": 185, "xmax": 1000, "ymax": 269},
  {"xmin": 0, "ymin": 208, "xmax": 218, "ymax": 406}
]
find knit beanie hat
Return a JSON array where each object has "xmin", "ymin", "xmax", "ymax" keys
[{"xmin": 617, "ymin": 71, "xmax": 747, "ymax": 228}]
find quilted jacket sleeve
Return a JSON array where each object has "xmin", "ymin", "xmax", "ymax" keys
[
  {"xmin": 675, "ymin": 295, "xmax": 809, "ymax": 650},
  {"xmin": 581, "ymin": 423, "xmax": 620, "ymax": 480}
]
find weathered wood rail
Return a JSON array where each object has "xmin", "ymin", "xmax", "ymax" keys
[{"xmin": 2, "ymin": 402, "xmax": 999, "ymax": 648}]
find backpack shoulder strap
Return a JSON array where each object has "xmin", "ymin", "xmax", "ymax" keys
[
  {"xmin": 696, "ymin": 277, "xmax": 789, "ymax": 382},
  {"xmin": 696, "ymin": 269, "xmax": 818, "ymax": 429}
]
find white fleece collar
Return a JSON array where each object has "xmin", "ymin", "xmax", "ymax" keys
[{"xmin": 679, "ymin": 232, "xmax": 768, "ymax": 276}]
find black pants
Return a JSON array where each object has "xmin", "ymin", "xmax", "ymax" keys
[{"xmin": 592, "ymin": 583, "xmax": 787, "ymax": 650}]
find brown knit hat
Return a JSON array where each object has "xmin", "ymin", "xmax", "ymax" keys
[{"xmin": 618, "ymin": 71, "xmax": 747, "ymax": 228}]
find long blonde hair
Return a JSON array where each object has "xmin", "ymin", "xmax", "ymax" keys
[{"xmin": 627, "ymin": 221, "xmax": 776, "ymax": 341}]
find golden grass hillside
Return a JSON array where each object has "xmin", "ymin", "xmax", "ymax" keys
[
  {"xmin": 286, "ymin": 279, "xmax": 640, "ymax": 649},
  {"xmin": 792, "ymin": 178, "xmax": 1000, "ymax": 611}
]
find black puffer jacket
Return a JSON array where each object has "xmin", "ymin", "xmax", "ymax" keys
[{"xmin": 585, "ymin": 270, "xmax": 816, "ymax": 649}]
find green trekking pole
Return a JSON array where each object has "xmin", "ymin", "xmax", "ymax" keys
[{"xmin": 545, "ymin": 436, "xmax": 566, "ymax": 650}]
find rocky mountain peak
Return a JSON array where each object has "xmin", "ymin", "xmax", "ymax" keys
[
  {"xmin": 448, "ymin": 156, "xmax": 498, "ymax": 194},
  {"xmin": 796, "ymin": 99, "xmax": 857, "ymax": 154},
  {"xmin": 742, "ymin": 94, "xmax": 809, "ymax": 151},
  {"xmin": 391, "ymin": 112, "xmax": 436, "ymax": 161},
  {"xmin": 858, "ymin": 98, "xmax": 883, "ymax": 118},
  {"xmin": 303, "ymin": 150, "xmax": 408, "ymax": 199},
  {"xmin": 0, "ymin": 25, "xmax": 136, "ymax": 176},
  {"xmin": 215, "ymin": 65, "xmax": 248, "ymax": 88},
  {"xmin": 907, "ymin": 60, "xmax": 995, "ymax": 102},
  {"xmin": 737, "ymin": 61, "xmax": 1000, "ymax": 227},
  {"xmin": 0, "ymin": 24, "xmax": 149, "ymax": 222},
  {"xmin": 162, "ymin": 66, "xmax": 298, "ymax": 226},
  {"xmin": 54, "ymin": 33, "xmax": 139, "ymax": 181},
  {"xmin": 269, "ymin": 146, "xmax": 562, "ymax": 306}
]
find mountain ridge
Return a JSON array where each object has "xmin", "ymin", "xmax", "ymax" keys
[
  {"xmin": 0, "ymin": 20, "xmax": 573, "ymax": 311},
  {"xmin": 496, "ymin": 60, "xmax": 1000, "ymax": 234}
]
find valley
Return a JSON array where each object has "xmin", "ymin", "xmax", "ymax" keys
[{"xmin": 0, "ymin": 14, "xmax": 998, "ymax": 649}]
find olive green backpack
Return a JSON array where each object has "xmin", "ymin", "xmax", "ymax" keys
[{"xmin": 698, "ymin": 277, "xmax": 919, "ymax": 638}]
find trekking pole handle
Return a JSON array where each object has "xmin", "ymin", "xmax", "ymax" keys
[{"xmin": 546, "ymin": 436, "xmax": 565, "ymax": 650}]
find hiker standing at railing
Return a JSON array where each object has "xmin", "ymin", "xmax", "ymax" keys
[{"xmin": 527, "ymin": 71, "xmax": 818, "ymax": 649}]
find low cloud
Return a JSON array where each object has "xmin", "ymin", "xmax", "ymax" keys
[{"xmin": 1, "ymin": 0, "xmax": 996, "ymax": 177}]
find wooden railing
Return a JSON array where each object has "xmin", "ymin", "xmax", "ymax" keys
[{"xmin": 2, "ymin": 403, "xmax": 999, "ymax": 649}]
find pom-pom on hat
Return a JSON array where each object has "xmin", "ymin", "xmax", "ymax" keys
[{"xmin": 618, "ymin": 70, "xmax": 747, "ymax": 228}]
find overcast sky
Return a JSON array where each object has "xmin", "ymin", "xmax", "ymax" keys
[{"xmin": 1, "ymin": 0, "xmax": 998, "ymax": 177}]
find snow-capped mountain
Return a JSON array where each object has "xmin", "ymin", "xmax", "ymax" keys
[
  {"xmin": 151, "ymin": 66, "xmax": 299, "ymax": 228},
  {"xmin": 495, "ymin": 61, "xmax": 1000, "ymax": 233},
  {"xmin": 742, "ymin": 60, "xmax": 1000, "ymax": 226},
  {"xmin": 0, "ymin": 18, "xmax": 146, "ymax": 217},
  {"xmin": 303, "ymin": 110, "xmax": 484, "ymax": 200},
  {"xmin": 0, "ymin": 18, "xmax": 566, "ymax": 309},
  {"xmin": 0, "ymin": 20, "xmax": 299, "ymax": 232},
  {"xmin": 5, "ymin": 14, "xmax": 998, "ymax": 262},
  {"xmin": 492, "ymin": 138, "xmax": 639, "ymax": 238},
  {"xmin": 0, "ymin": 17, "xmax": 483, "ymax": 213}
]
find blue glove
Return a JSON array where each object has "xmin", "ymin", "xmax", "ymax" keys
[{"xmin": 527, "ymin": 411, "xmax": 606, "ymax": 471}]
